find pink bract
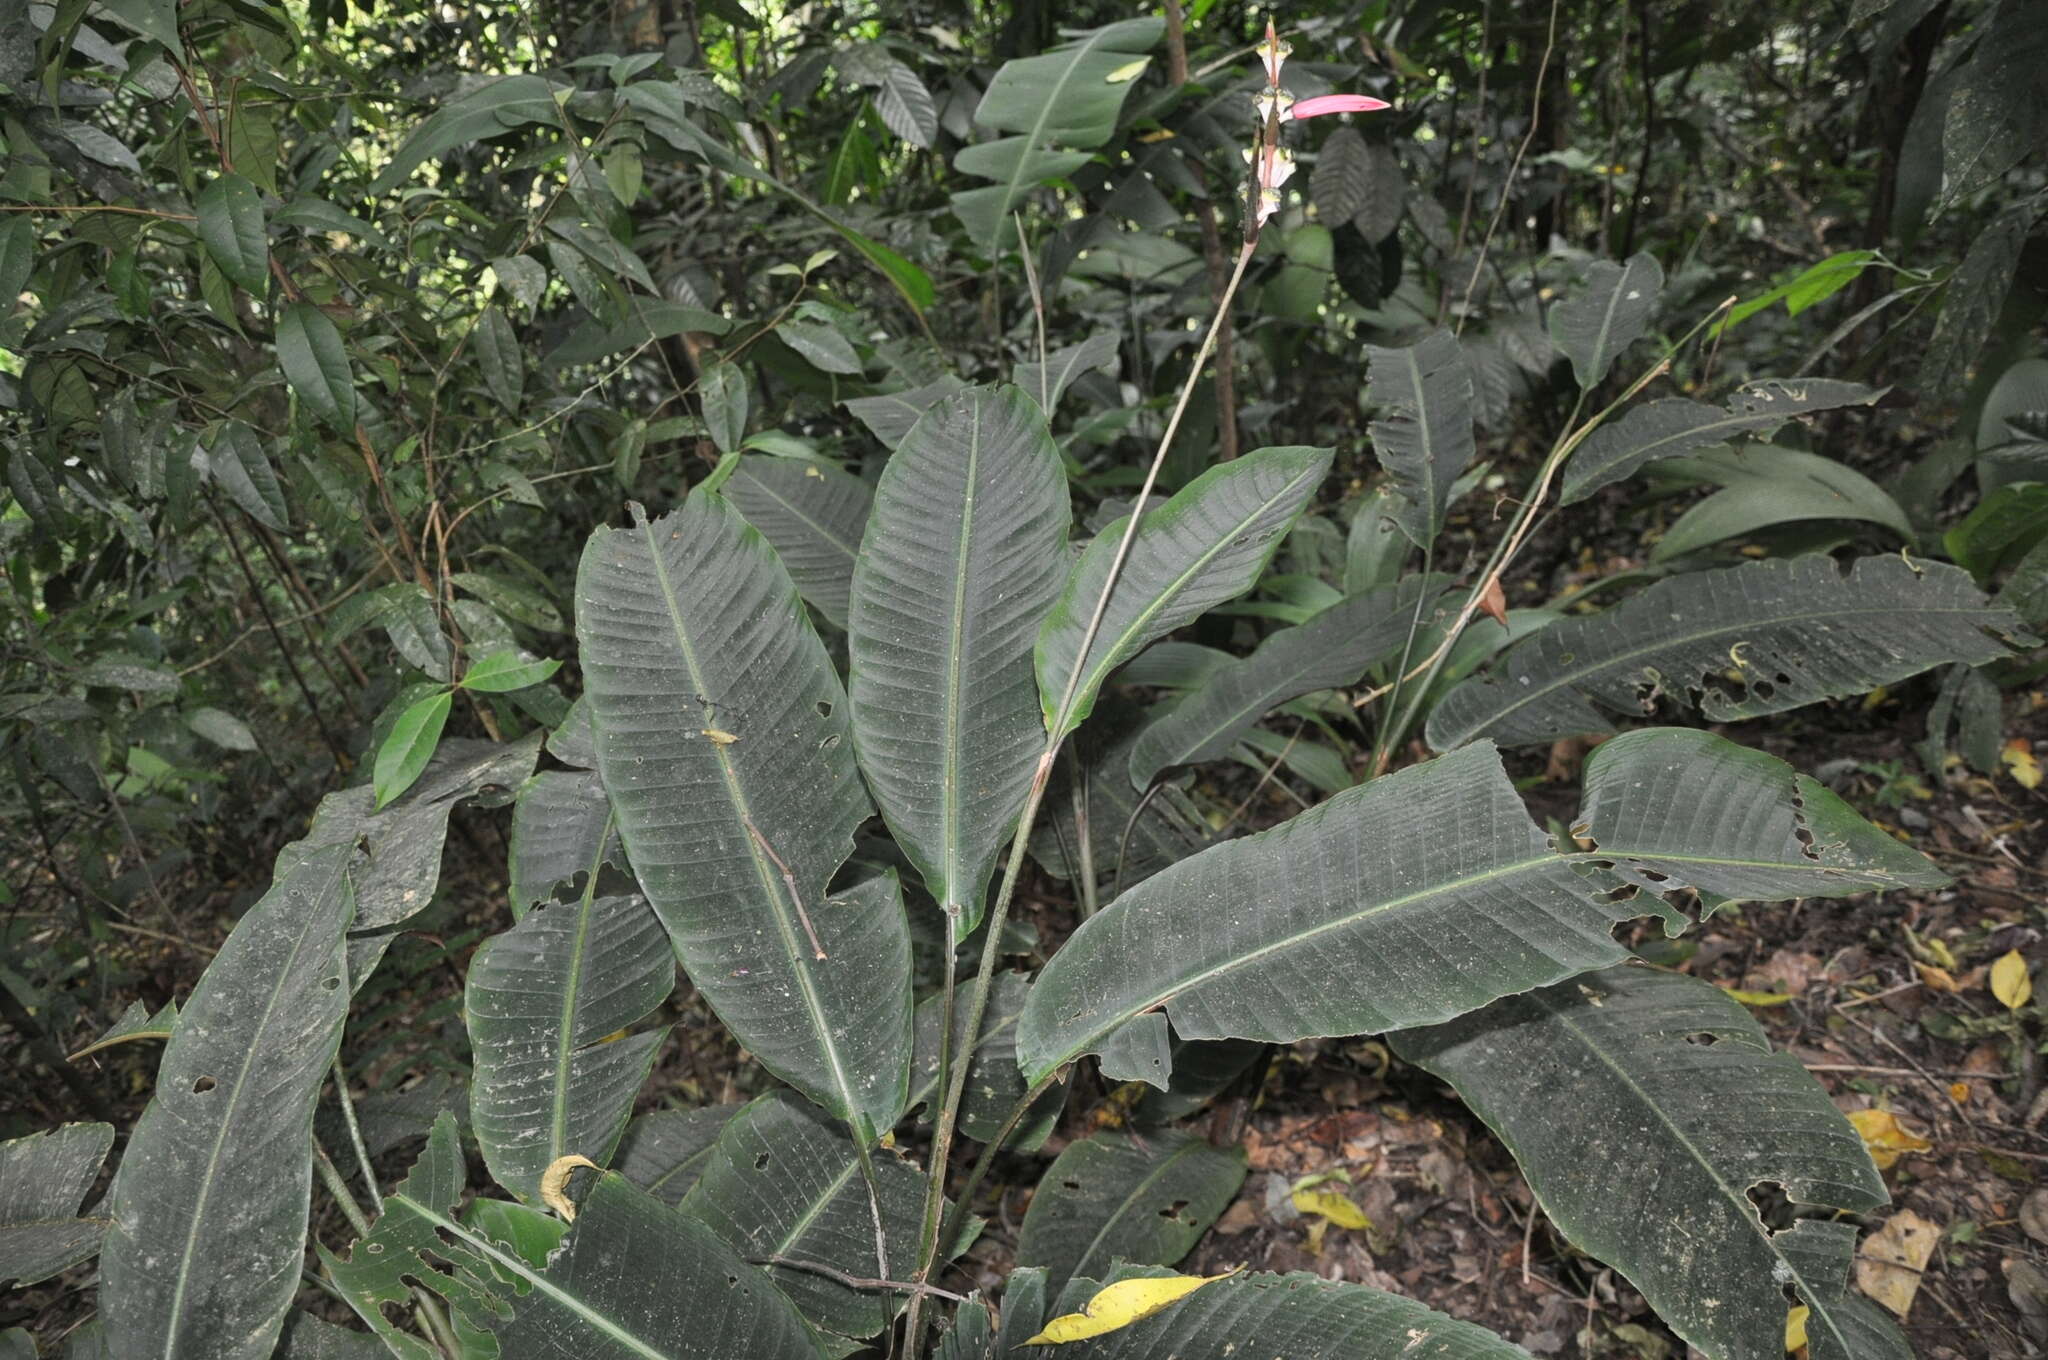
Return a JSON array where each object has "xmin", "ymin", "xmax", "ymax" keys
[{"xmin": 1287, "ymin": 94, "xmax": 1391, "ymax": 120}]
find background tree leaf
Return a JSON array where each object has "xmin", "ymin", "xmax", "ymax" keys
[
  {"xmin": 276, "ymin": 303, "xmax": 357, "ymax": 433},
  {"xmin": 196, "ymin": 171, "xmax": 268, "ymax": 296}
]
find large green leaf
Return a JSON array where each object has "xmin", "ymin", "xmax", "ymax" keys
[
  {"xmin": 1014, "ymin": 1130, "xmax": 1245, "ymax": 1297},
  {"xmin": 1574, "ymin": 729, "xmax": 1947, "ymax": 905},
  {"xmin": 1014, "ymin": 743, "xmax": 1646, "ymax": 1085},
  {"xmin": 481, "ymin": 1171, "xmax": 825, "ymax": 1359},
  {"xmin": 507, "ymin": 769, "xmax": 623, "ymax": 915},
  {"xmin": 195, "ymin": 172, "xmax": 267, "ymax": 296},
  {"xmin": 99, "ymin": 845, "xmax": 355, "ymax": 1360},
  {"xmin": 1426, "ymin": 554, "xmax": 2030, "ymax": 749},
  {"xmin": 680, "ymin": 1093, "xmax": 936, "ymax": 1341},
  {"xmin": 1044, "ymin": 1272, "xmax": 1533, "ymax": 1358},
  {"xmin": 614, "ymin": 1106, "xmax": 740, "ymax": 1206},
  {"xmin": 0, "ymin": 1123, "xmax": 113, "ymax": 1287},
  {"xmin": 909, "ymin": 971, "xmax": 1064, "ymax": 1148},
  {"xmin": 1037, "ymin": 445, "xmax": 1332, "ymax": 739},
  {"xmin": 843, "ymin": 376, "xmax": 967, "ymax": 448},
  {"xmin": 848, "ymin": 385, "xmax": 1070, "ymax": 924},
  {"xmin": 722, "ymin": 454, "xmax": 873, "ymax": 631},
  {"xmin": 467, "ymin": 887, "xmax": 672, "ymax": 1203},
  {"xmin": 1364, "ymin": 332, "xmax": 1476, "ymax": 550},
  {"xmin": 574, "ymin": 494, "xmax": 912, "ymax": 1139},
  {"xmin": 1648, "ymin": 445, "xmax": 1912, "ymax": 561},
  {"xmin": 949, "ymin": 18, "xmax": 1164, "ymax": 249},
  {"xmin": 1126, "ymin": 574, "xmax": 1448, "ymax": 787},
  {"xmin": 1560, "ymin": 380, "xmax": 1883, "ymax": 504},
  {"xmin": 1393, "ymin": 966, "xmax": 1909, "ymax": 1360},
  {"xmin": 1549, "ymin": 252, "xmax": 1663, "ymax": 389}
]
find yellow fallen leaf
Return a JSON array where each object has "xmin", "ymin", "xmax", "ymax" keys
[
  {"xmin": 1723, "ymin": 988, "xmax": 1795, "ymax": 1007},
  {"xmin": 1949, "ymin": 1081, "xmax": 1970, "ymax": 1104},
  {"xmin": 1785, "ymin": 1303, "xmax": 1809, "ymax": 1352},
  {"xmin": 1856, "ymin": 1209, "xmax": 1942, "ymax": 1319},
  {"xmin": 1993, "ymin": 949, "xmax": 2034, "ymax": 1010},
  {"xmin": 1291, "ymin": 1186, "xmax": 1372, "ymax": 1230},
  {"xmin": 2004, "ymin": 739, "xmax": 2042, "ymax": 789},
  {"xmin": 1847, "ymin": 1108, "xmax": 1931, "ymax": 1171},
  {"xmin": 539, "ymin": 1155, "xmax": 600, "ymax": 1221},
  {"xmin": 1024, "ymin": 1273, "xmax": 1229, "ymax": 1345},
  {"xmin": 1916, "ymin": 962, "xmax": 1959, "ymax": 993}
]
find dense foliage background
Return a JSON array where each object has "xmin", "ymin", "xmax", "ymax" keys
[{"xmin": 3, "ymin": 0, "xmax": 2044, "ymax": 1355}]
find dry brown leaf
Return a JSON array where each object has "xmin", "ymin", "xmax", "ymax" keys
[
  {"xmin": 1477, "ymin": 576, "xmax": 1508, "ymax": 627},
  {"xmin": 1855, "ymin": 1209, "xmax": 1941, "ymax": 1319}
]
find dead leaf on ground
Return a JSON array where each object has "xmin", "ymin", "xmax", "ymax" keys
[
  {"xmin": 1855, "ymin": 1209, "xmax": 1941, "ymax": 1319},
  {"xmin": 1847, "ymin": 1107, "xmax": 1932, "ymax": 1170}
]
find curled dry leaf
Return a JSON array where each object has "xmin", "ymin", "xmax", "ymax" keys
[{"xmin": 540, "ymin": 1154, "xmax": 601, "ymax": 1221}]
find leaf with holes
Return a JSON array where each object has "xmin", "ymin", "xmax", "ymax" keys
[
  {"xmin": 1393, "ymin": 965, "xmax": 1911, "ymax": 1360},
  {"xmin": 1549, "ymin": 252, "xmax": 1663, "ymax": 390},
  {"xmin": 614, "ymin": 1105, "xmax": 740, "ymax": 1206},
  {"xmin": 1015, "ymin": 1130, "xmax": 1246, "ymax": 1298},
  {"xmin": 575, "ymin": 493, "xmax": 911, "ymax": 1140},
  {"xmin": 99, "ymin": 845, "xmax": 355, "ymax": 1360},
  {"xmin": 508, "ymin": 770, "xmax": 623, "ymax": 915},
  {"xmin": 1426, "ymin": 555, "xmax": 2030, "ymax": 750},
  {"xmin": 679, "ymin": 1092, "xmax": 941, "ymax": 1341},
  {"xmin": 1037, "ymin": 445, "xmax": 1332, "ymax": 739},
  {"xmin": 1365, "ymin": 332, "xmax": 1476, "ymax": 550},
  {"xmin": 849, "ymin": 386, "xmax": 1070, "ymax": 925},
  {"xmin": 722, "ymin": 455, "xmax": 874, "ymax": 631}
]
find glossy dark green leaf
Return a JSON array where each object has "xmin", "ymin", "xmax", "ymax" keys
[
  {"xmin": 508, "ymin": 770, "xmax": 623, "ymax": 915},
  {"xmin": 475, "ymin": 305, "xmax": 524, "ymax": 411},
  {"xmin": 209, "ymin": 421, "xmax": 288, "ymax": 531},
  {"xmin": 276, "ymin": 303, "xmax": 357, "ymax": 432},
  {"xmin": 614, "ymin": 1106, "xmax": 740, "ymax": 1206},
  {"xmin": 196, "ymin": 172, "xmax": 268, "ymax": 296},
  {"xmin": 100, "ymin": 846, "xmax": 355, "ymax": 1360}
]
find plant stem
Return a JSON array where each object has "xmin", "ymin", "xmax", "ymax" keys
[{"xmin": 902, "ymin": 238, "xmax": 1260, "ymax": 1354}]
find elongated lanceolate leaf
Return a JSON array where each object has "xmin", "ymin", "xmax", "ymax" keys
[
  {"xmin": 722, "ymin": 455, "xmax": 873, "ymax": 630},
  {"xmin": 467, "ymin": 889, "xmax": 672, "ymax": 1204},
  {"xmin": 1365, "ymin": 332, "xmax": 1476, "ymax": 550},
  {"xmin": 681, "ymin": 1093, "xmax": 937, "ymax": 1341},
  {"xmin": 1046, "ymin": 1272, "xmax": 1533, "ymax": 1358},
  {"xmin": 100, "ymin": 845, "xmax": 355, "ymax": 1360},
  {"xmin": 1561, "ymin": 380, "xmax": 1883, "ymax": 504},
  {"xmin": 1015, "ymin": 1130, "xmax": 1246, "ymax": 1297},
  {"xmin": 1393, "ymin": 966, "xmax": 1908, "ymax": 1360},
  {"xmin": 950, "ymin": 18, "xmax": 1163, "ymax": 248},
  {"xmin": 1574, "ymin": 729, "xmax": 1947, "ymax": 905},
  {"xmin": 368, "ymin": 75, "xmax": 563, "ymax": 196},
  {"xmin": 1014, "ymin": 743, "xmax": 1644, "ymax": 1084},
  {"xmin": 1426, "ymin": 554, "xmax": 2030, "ymax": 750},
  {"xmin": 195, "ymin": 172, "xmax": 267, "ymax": 296},
  {"xmin": 0, "ymin": 1123, "xmax": 113, "ymax": 1287},
  {"xmin": 1549, "ymin": 252, "xmax": 1663, "ymax": 389},
  {"xmin": 1037, "ymin": 445, "xmax": 1332, "ymax": 739},
  {"xmin": 575, "ymin": 494, "xmax": 911, "ymax": 1139},
  {"xmin": 1127, "ymin": 574, "xmax": 1449, "ymax": 787},
  {"xmin": 276, "ymin": 303, "xmax": 357, "ymax": 433},
  {"xmin": 849, "ymin": 385, "xmax": 1070, "ymax": 924}
]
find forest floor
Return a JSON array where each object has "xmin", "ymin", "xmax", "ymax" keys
[{"xmin": 5, "ymin": 644, "xmax": 2042, "ymax": 1360}]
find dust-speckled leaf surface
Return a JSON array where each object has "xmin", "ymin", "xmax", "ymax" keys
[
  {"xmin": 1393, "ymin": 966, "xmax": 1908, "ymax": 1360},
  {"xmin": 1014, "ymin": 1130, "xmax": 1246, "ymax": 1297},
  {"xmin": 1015, "ymin": 743, "xmax": 1645, "ymax": 1084},
  {"xmin": 1549, "ymin": 252, "xmax": 1663, "ymax": 389},
  {"xmin": 613, "ymin": 1105, "xmax": 741, "ymax": 1206},
  {"xmin": 680, "ymin": 1093, "xmax": 936, "ymax": 1340},
  {"xmin": 1364, "ymin": 332, "xmax": 1475, "ymax": 550},
  {"xmin": 575, "ymin": 494, "xmax": 910, "ymax": 1138},
  {"xmin": 1426, "ymin": 555, "xmax": 2030, "ymax": 750},
  {"xmin": 0, "ymin": 1123, "xmax": 113, "ymax": 1287},
  {"xmin": 848, "ymin": 385, "xmax": 1069, "ymax": 924},
  {"xmin": 722, "ymin": 455, "xmax": 873, "ymax": 630},
  {"xmin": 1037, "ymin": 446, "xmax": 1332, "ymax": 738},
  {"xmin": 508, "ymin": 770, "xmax": 623, "ymax": 916},
  {"xmin": 99, "ymin": 846, "xmax": 355, "ymax": 1360}
]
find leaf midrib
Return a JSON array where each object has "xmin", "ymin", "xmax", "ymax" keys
[
  {"xmin": 938, "ymin": 406, "xmax": 983, "ymax": 912},
  {"xmin": 983, "ymin": 26, "xmax": 1126, "ymax": 243},
  {"xmin": 550, "ymin": 807, "xmax": 620, "ymax": 1169}
]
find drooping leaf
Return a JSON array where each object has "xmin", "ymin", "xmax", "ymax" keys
[
  {"xmin": 508, "ymin": 770, "xmax": 623, "ymax": 915},
  {"xmin": 467, "ymin": 886, "xmax": 672, "ymax": 1204},
  {"xmin": 1393, "ymin": 966, "xmax": 1910, "ymax": 1360},
  {"xmin": 949, "ymin": 18, "xmax": 1165, "ymax": 249},
  {"xmin": 1014, "ymin": 743, "xmax": 1651, "ymax": 1085},
  {"xmin": 276, "ymin": 303, "xmax": 357, "ymax": 432},
  {"xmin": 1014, "ymin": 1130, "xmax": 1246, "ymax": 1297},
  {"xmin": 1918, "ymin": 193, "xmax": 2046, "ymax": 404},
  {"xmin": 848, "ymin": 386, "xmax": 1070, "ymax": 924},
  {"xmin": 475, "ymin": 305, "xmax": 524, "ymax": 412},
  {"xmin": 1649, "ymin": 444, "xmax": 1913, "ymax": 561},
  {"xmin": 1022, "ymin": 1271, "xmax": 1532, "ymax": 1358},
  {"xmin": 99, "ymin": 846, "xmax": 355, "ymax": 1360},
  {"xmin": 613, "ymin": 1105, "xmax": 740, "ymax": 1206},
  {"xmin": 1561, "ymin": 380, "xmax": 1885, "ymax": 504},
  {"xmin": 700, "ymin": 357, "xmax": 750, "ymax": 453},
  {"xmin": 368, "ymin": 75, "xmax": 564, "ymax": 196},
  {"xmin": 1127, "ymin": 574, "xmax": 1449, "ymax": 787},
  {"xmin": 1037, "ymin": 445, "xmax": 1332, "ymax": 739},
  {"xmin": 0, "ymin": 1123, "xmax": 114, "ymax": 1287},
  {"xmin": 1365, "ymin": 332, "xmax": 1476, "ymax": 550},
  {"xmin": 1549, "ymin": 252, "xmax": 1663, "ymax": 389},
  {"xmin": 1014, "ymin": 333, "xmax": 1120, "ymax": 415},
  {"xmin": 196, "ymin": 171, "xmax": 268, "ymax": 296},
  {"xmin": 1426, "ymin": 555, "xmax": 2030, "ymax": 749},
  {"xmin": 575, "ymin": 494, "xmax": 912, "ymax": 1139},
  {"xmin": 1573, "ymin": 729, "xmax": 1947, "ymax": 905},
  {"xmin": 721, "ymin": 455, "xmax": 874, "ymax": 630},
  {"xmin": 209, "ymin": 420, "xmax": 288, "ymax": 531},
  {"xmin": 680, "ymin": 1092, "xmax": 936, "ymax": 1341}
]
